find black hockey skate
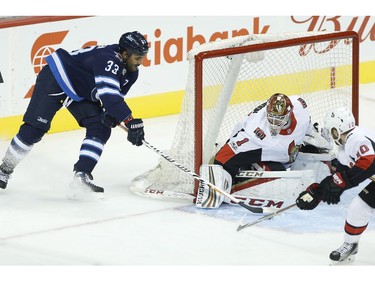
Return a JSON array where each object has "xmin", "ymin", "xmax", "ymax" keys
[
  {"xmin": 68, "ymin": 171, "xmax": 104, "ymax": 199},
  {"xmin": 329, "ymin": 242, "xmax": 358, "ymax": 265},
  {"xmin": 0, "ymin": 165, "xmax": 12, "ymax": 189}
]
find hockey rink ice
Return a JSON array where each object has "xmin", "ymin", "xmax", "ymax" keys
[{"xmin": 1, "ymin": 84, "xmax": 375, "ymax": 278}]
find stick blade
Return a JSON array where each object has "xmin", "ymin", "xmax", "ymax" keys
[
  {"xmin": 237, "ymin": 225, "xmax": 245, "ymax": 231},
  {"xmin": 237, "ymin": 224, "xmax": 248, "ymax": 232},
  {"xmin": 237, "ymin": 219, "xmax": 263, "ymax": 232},
  {"xmin": 236, "ymin": 203, "xmax": 297, "ymax": 232},
  {"xmin": 238, "ymin": 202, "xmax": 264, "ymax": 213}
]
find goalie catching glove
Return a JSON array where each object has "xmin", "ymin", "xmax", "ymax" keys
[
  {"xmin": 195, "ymin": 164, "xmax": 232, "ymax": 209},
  {"xmin": 296, "ymin": 183, "xmax": 322, "ymax": 210},
  {"xmin": 303, "ymin": 122, "xmax": 333, "ymax": 151},
  {"xmin": 124, "ymin": 116, "xmax": 145, "ymax": 146}
]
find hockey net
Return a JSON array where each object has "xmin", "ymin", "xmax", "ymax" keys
[{"xmin": 130, "ymin": 31, "xmax": 359, "ymax": 201}]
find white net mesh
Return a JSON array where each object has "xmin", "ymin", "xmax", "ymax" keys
[{"xmin": 130, "ymin": 31, "xmax": 357, "ymax": 199}]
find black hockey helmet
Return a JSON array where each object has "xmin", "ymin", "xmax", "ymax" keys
[{"xmin": 119, "ymin": 31, "xmax": 149, "ymax": 56}]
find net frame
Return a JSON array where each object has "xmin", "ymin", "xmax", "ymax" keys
[
  {"xmin": 192, "ymin": 31, "xmax": 359, "ymax": 194},
  {"xmin": 130, "ymin": 31, "xmax": 359, "ymax": 199}
]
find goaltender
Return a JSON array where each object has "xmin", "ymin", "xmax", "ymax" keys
[{"xmin": 195, "ymin": 93, "xmax": 332, "ymax": 208}]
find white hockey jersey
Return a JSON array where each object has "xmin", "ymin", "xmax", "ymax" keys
[
  {"xmin": 221, "ymin": 96, "xmax": 311, "ymax": 165},
  {"xmin": 336, "ymin": 126, "xmax": 375, "ymax": 186}
]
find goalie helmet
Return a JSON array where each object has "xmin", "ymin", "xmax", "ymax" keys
[
  {"xmin": 266, "ymin": 93, "xmax": 293, "ymax": 136},
  {"xmin": 324, "ymin": 107, "xmax": 355, "ymax": 146},
  {"xmin": 119, "ymin": 31, "xmax": 149, "ymax": 56}
]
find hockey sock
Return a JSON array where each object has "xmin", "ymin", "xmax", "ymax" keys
[
  {"xmin": 2, "ymin": 134, "xmax": 34, "ymax": 172},
  {"xmin": 73, "ymin": 137, "xmax": 104, "ymax": 173}
]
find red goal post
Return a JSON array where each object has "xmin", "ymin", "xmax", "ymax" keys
[{"xmin": 130, "ymin": 31, "xmax": 359, "ymax": 200}]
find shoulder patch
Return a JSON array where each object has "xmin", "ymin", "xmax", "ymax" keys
[
  {"xmin": 297, "ymin": 97, "xmax": 307, "ymax": 108},
  {"xmin": 253, "ymin": 101, "xmax": 267, "ymax": 113},
  {"xmin": 254, "ymin": 127, "xmax": 266, "ymax": 140},
  {"xmin": 114, "ymin": 51, "xmax": 123, "ymax": 62}
]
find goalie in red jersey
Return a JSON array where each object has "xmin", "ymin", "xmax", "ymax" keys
[{"xmin": 296, "ymin": 106, "xmax": 375, "ymax": 265}]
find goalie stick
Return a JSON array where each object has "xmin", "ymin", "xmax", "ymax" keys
[
  {"xmin": 237, "ymin": 203, "xmax": 297, "ymax": 231},
  {"xmin": 119, "ymin": 124, "xmax": 274, "ymax": 214},
  {"xmin": 135, "ymin": 186, "xmax": 286, "ymax": 210},
  {"xmin": 236, "ymin": 170, "xmax": 315, "ymax": 179}
]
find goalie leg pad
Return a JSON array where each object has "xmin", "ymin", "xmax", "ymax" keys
[
  {"xmin": 231, "ymin": 177, "xmax": 309, "ymax": 201},
  {"xmin": 195, "ymin": 164, "xmax": 232, "ymax": 209}
]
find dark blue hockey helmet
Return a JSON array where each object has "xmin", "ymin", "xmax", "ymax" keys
[{"xmin": 119, "ymin": 31, "xmax": 149, "ymax": 56}]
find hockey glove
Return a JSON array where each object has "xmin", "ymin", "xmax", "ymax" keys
[
  {"xmin": 303, "ymin": 122, "xmax": 333, "ymax": 151},
  {"xmin": 101, "ymin": 111, "xmax": 119, "ymax": 128},
  {"xmin": 125, "ymin": 118, "xmax": 145, "ymax": 146},
  {"xmin": 320, "ymin": 171, "xmax": 352, "ymax": 204},
  {"xmin": 296, "ymin": 183, "xmax": 322, "ymax": 210}
]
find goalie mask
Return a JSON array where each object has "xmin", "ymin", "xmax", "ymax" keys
[
  {"xmin": 266, "ymin": 93, "xmax": 293, "ymax": 136},
  {"xmin": 323, "ymin": 107, "xmax": 355, "ymax": 146}
]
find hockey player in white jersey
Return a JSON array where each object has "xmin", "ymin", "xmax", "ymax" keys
[
  {"xmin": 296, "ymin": 106, "xmax": 375, "ymax": 265},
  {"xmin": 195, "ymin": 93, "xmax": 331, "ymax": 209}
]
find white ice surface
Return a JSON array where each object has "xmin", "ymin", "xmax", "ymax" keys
[{"xmin": 2, "ymin": 84, "xmax": 375, "ymax": 279}]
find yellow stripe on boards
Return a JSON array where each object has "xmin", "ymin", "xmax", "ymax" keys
[
  {"xmin": 0, "ymin": 90, "xmax": 185, "ymax": 140},
  {"xmin": 0, "ymin": 60, "xmax": 374, "ymax": 140}
]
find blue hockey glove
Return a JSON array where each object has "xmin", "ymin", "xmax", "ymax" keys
[{"xmin": 125, "ymin": 117, "xmax": 144, "ymax": 146}]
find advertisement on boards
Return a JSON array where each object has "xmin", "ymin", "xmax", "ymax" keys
[{"xmin": 0, "ymin": 16, "xmax": 374, "ymax": 121}]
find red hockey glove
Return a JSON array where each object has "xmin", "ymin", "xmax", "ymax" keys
[
  {"xmin": 320, "ymin": 172, "xmax": 352, "ymax": 205},
  {"xmin": 296, "ymin": 183, "xmax": 322, "ymax": 210}
]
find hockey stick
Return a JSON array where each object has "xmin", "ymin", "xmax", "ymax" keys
[
  {"xmin": 119, "ymin": 124, "xmax": 273, "ymax": 214},
  {"xmin": 133, "ymin": 187, "xmax": 196, "ymax": 200},
  {"xmin": 134, "ymin": 186, "xmax": 286, "ymax": 210},
  {"xmin": 237, "ymin": 203, "xmax": 297, "ymax": 232},
  {"xmin": 236, "ymin": 170, "xmax": 315, "ymax": 179},
  {"xmin": 142, "ymin": 140, "xmax": 270, "ymax": 213}
]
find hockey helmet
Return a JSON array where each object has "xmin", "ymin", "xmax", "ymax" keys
[
  {"xmin": 266, "ymin": 93, "xmax": 293, "ymax": 136},
  {"xmin": 119, "ymin": 31, "xmax": 149, "ymax": 56},
  {"xmin": 324, "ymin": 107, "xmax": 355, "ymax": 146}
]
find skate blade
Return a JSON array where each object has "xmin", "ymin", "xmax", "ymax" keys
[{"xmin": 329, "ymin": 255, "xmax": 356, "ymax": 266}]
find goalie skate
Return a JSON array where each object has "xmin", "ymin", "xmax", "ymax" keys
[{"xmin": 329, "ymin": 242, "xmax": 358, "ymax": 265}]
